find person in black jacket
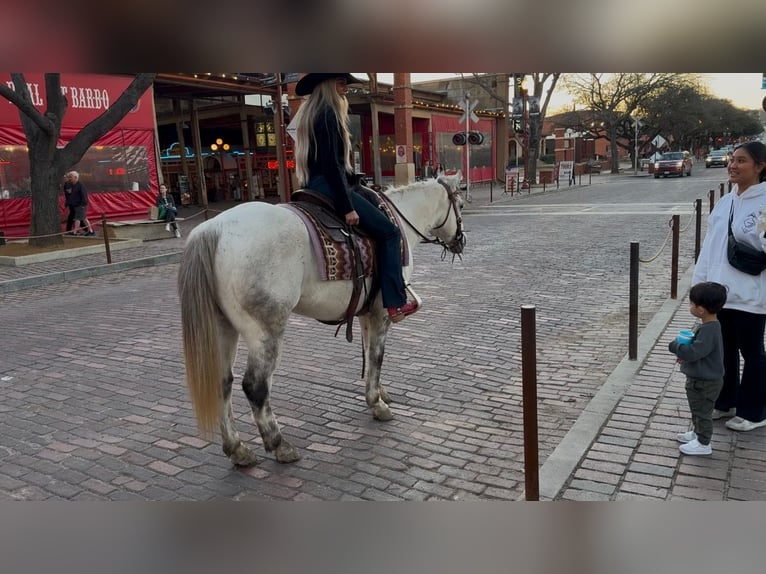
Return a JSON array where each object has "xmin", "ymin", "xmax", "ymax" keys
[
  {"xmin": 293, "ymin": 73, "xmax": 418, "ymax": 323},
  {"xmin": 65, "ymin": 171, "xmax": 95, "ymax": 236}
]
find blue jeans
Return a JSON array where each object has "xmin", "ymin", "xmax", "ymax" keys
[{"xmin": 307, "ymin": 177, "xmax": 406, "ymax": 308}]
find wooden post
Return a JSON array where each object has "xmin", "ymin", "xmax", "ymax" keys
[{"xmin": 100, "ymin": 213, "xmax": 112, "ymax": 264}]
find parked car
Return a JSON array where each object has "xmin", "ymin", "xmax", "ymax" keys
[
  {"xmin": 653, "ymin": 151, "xmax": 693, "ymax": 178},
  {"xmin": 705, "ymin": 149, "xmax": 730, "ymax": 168}
]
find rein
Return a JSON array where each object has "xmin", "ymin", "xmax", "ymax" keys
[{"xmin": 387, "ymin": 180, "xmax": 466, "ymax": 260}]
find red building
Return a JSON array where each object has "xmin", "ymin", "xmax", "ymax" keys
[{"xmin": 0, "ymin": 73, "xmax": 158, "ymax": 236}]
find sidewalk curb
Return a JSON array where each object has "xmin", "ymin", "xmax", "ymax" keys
[
  {"xmin": 534, "ymin": 263, "xmax": 695, "ymax": 500},
  {"xmin": 0, "ymin": 251, "xmax": 181, "ymax": 294}
]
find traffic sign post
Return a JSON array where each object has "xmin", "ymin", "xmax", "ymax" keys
[{"xmin": 458, "ymin": 96, "xmax": 478, "ymax": 202}]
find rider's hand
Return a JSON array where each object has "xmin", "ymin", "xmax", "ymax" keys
[{"xmin": 345, "ymin": 210, "xmax": 359, "ymax": 226}]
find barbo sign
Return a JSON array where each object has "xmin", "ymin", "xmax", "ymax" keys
[
  {"xmin": 3, "ymin": 81, "xmax": 110, "ymax": 110},
  {"xmin": 0, "ymin": 73, "xmax": 154, "ymax": 129}
]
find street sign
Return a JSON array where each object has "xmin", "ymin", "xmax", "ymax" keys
[{"xmin": 458, "ymin": 99, "xmax": 479, "ymax": 124}]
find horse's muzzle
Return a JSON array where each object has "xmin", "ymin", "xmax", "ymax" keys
[{"xmin": 448, "ymin": 232, "xmax": 466, "ymax": 255}]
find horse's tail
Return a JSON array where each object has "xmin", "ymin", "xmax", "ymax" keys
[{"xmin": 177, "ymin": 227, "xmax": 223, "ymax": 438}]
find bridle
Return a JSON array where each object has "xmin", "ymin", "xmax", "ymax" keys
[{"xmin": 389, "ymin": 179, "xmax": 466, "ymax": 261}]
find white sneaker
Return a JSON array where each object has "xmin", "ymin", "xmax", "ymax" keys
[
  {"xmin": 174, "ymin": 228, "xmax": 181, "ymax": 238},
  {"xmin": 165, "ymin": 223, "xmax": 171, "ymax": 231},
  {"xmin": 725, "ymin": 416, "xmax": 766, "ymax": 432},
  {"xmin": 712, "ymin": 408, "xmax": 736, "ymax": 420},
  {"xmin": 679, "ymin": 438, "xmax": 712, "ymax": 455},
  {"xmin": 676, "ymin": 430, "xmax": 697, "ymax": 443}
]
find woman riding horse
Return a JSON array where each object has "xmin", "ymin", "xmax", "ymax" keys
[{"xmin": 293, "ymin": 72, "xmax": 419, "ymax": 323}]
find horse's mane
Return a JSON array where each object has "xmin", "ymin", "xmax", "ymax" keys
[{"xmin": 383, "ymin": 174, "xmax": 459, "ymax": 201}]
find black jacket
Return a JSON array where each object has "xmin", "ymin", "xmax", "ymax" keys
[
  {"xmin": 308, "ymin": 106, "xmax": 354, "ymax": 216},
  {"xmin": 69, "ymin": 181, "xmax": 88, "ymax": 207}
]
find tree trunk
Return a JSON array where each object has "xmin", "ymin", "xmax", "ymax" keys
[
  {"xmin": 28, "ymin": 154, "xmax": 66, "ymax": 247},
  {"xmin": 609, "ymin": 125, "xmax": 620, "ymax": 174}
]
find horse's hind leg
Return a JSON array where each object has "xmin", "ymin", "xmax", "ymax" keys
[
  {"xmin": 359, "ymin": 313, "xmax": 393, "ymax": 421},
  {"xmin": 218, "ymin": 322, "xmax": 260, "ymax": 467},
  {"xmin": 241, "ymin": 330, "xmax": 301, "ymax": 463}
]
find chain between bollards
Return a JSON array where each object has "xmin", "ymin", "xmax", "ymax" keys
[{"xmin": 521, "ymin": 304, "xmax": 539, "ymax": 501}]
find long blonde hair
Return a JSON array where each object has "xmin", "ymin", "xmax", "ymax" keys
[{"xmin": 293, "ymin": 80, "xmax": 353, "ymax": 186}]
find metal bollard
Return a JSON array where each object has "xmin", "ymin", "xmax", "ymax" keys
[
  {"xmin": 694, "ymin": 199, "xmax": 701, "ymax": 262},
  {"xmin": 521, "ymin": 304, "xmax": 539, "ymax": 501},
  {"xmin": 671, "ymin": 214, "xmax": 679, "ymax": 299},
  {"xmin": 629, "ymin": 242, "xmax": 638, "ymax": 360}
]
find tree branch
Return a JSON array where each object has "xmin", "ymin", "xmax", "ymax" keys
[
  {"xmin": 63, "ymin": 73, "xmax": 156, "ymax": 162},
  {"xmin": 0, "ymin": 73, "xmax": 55, "ymax": 133}
]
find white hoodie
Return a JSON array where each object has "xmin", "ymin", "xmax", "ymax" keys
[{"xmin": 693, "ymin": 181, "xmax": 766, "ymax": 313}]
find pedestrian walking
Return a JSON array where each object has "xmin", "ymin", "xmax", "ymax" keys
[{"xmin": 65, "ymin": 171, "xmax": 95, "ymax": 236}]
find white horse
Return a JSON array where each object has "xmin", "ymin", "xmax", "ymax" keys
[{"xmin": 177, "ymin": 175, "xmax": 465, "ymax": 467}]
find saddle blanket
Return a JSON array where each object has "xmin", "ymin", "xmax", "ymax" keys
[
  {"xmin": 282, "ymin": 203, "xmax": 375, "ymax": 281},
  {"xmin": 281, "ymin": 195, "xmax": 408, "ymax": 282}
]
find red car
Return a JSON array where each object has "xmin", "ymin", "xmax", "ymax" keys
[{"xmin": 653, "ymin": 151, "xmax": 693, "ymax": 178}]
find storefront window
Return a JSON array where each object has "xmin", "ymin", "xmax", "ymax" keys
[{"xmin": 0, "ymin": 144, "xmax": 150, "ymax": 198}]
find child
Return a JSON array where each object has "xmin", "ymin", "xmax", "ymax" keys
[{"xmin": 668, "ymin": 281, "xmax": 727, "ymax": 455}]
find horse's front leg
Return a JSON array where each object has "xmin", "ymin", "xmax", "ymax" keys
[{"xmin": 359, "ymin": 312, "xmax": 393, "ymax": 421}]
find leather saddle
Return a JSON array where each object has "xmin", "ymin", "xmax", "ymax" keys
[{"xmin": 289, "ymin": 187, "xmax": 382, "ymax": 343}]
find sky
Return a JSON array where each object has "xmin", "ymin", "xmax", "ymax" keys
[{"xmin": 368, "ymin": 73, "xmax": 765, "ymax": 112}]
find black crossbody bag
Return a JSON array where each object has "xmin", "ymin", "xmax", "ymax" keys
[{"xmin": 727, "ymin": 203, "xmax": 766, "ymax": 275}]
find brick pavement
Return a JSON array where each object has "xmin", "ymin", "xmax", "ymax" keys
[{"xmin": 2, "ymin": 174, "xmax": 762, "ymax": 501}]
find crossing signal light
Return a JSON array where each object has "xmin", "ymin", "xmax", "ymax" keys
[
  {"xmin": 468, "ymin": 131, "xmax": 484, "ymax": 145},
  {"xmin": 453, "ymin": 131, "xmax": 484, "ymax": 146}
]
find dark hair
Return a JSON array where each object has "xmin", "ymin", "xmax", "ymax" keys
[
  {"xmin": 689, "ymin": 281, "xmax": 727, "ymax": 314},
  {"xmin": 734, "ymin": 141, "xmax": 766, "ymax": 182}
]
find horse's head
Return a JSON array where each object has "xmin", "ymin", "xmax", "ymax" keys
[{"xmin": 433, "ymin": 172, "xmax": 466, "ymax": 259}]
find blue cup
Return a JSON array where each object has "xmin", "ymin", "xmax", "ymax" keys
[{"xmin": 676, "ymin": 329, "xmax": 695, "ymax": 345}]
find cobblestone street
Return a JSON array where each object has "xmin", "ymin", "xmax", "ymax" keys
[{"xmin": 2, "ymin": 173, "xmax": 764, "ymax": 500}]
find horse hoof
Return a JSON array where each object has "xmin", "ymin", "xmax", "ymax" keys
[
  {"xmin": 230, "ymin": 444, "xmax": 259, "ymax": 467},
  {"xmin": 372, "ymin": 401, "xmax": 394, "ymax": 421},
  {"xmin": 274, "ymin": 441, "xmax": 301, "ymax": 463},
  {"xmin": 379, "ymin": 387, "xmax": 393, "ymax": 405}
]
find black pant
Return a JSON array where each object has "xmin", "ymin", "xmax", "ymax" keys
[
  {"xmin": 66, "ymin": 206, "xmax": 76, "ymax": 231},
  {"xmin": 717, "ymin": 308, "xmax": 766, "ymax": 423}
]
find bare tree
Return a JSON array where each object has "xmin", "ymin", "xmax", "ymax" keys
[
  {"xmin": 563, "ymin": 73, "xmax": 689, "ymax": 173},
  {"xmin": 0, "ymin": 73, "xmax": 156, "ymax": 246},
  {"xmin": 461, "ymin": 73, "xmax": 561, "ymax": 183}
]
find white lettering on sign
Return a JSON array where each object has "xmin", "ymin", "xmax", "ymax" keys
[
  {"xmin": 4, "ymin": 81, "xmax": 44, "ymax": 105},
  {"xmin": 4, "ymin": 81, "xmax": 111, "ymax": 110},
  {"xmin": 66, "ymin": 86, "xmax": 110, "ymax": 110}
]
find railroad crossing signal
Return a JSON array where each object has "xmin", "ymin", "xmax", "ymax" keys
[{"xmin": 458, "ymin": 98, "xmax": 479, "ymax": 124}]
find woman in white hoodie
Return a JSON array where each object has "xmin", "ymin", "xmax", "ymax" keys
[{"xmin": 693, "ymin": 141, "xmax": 766, "ymax": 432}]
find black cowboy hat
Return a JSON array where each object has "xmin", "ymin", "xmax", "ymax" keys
[{"xmin": 294, "ymin": 73, "xmax": 367, "ymax": 96}]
